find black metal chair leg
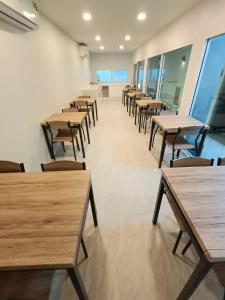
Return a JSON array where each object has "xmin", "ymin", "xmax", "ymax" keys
[
  {"xmin": 62, "ymin": 142, "xmax": 65, "ymax": 152},
  {"xmin": 177, "ymin": 150, "xmax": 181, "ymax": 159},
  {"xmin": 81, "ymin": 237, "xmax": 88, "ymax": 259},
  {"xmin": 223, "ymin": 288, "xmax": 225, "ymax": 300},
  {"xmin": 76, "ymin": 136, "xmax": 80, "ymax": 151},
  {"xmin": 182, "ymin": 239, "xmax": 192, "ymax": 255},
  {"xmin": 172, "ymin": 230, "xmax": 183, "ymax": 254},
  {"xmin": 152, "ymin": 126, "xmax": 159, "ymax": 147},
  {"xmin": 81, "ymin": 125, "xmax": 86, "ymax": 141},
  {"xmin": 71, "ymin": 141, "xmax": 77, "ymax": 161}
]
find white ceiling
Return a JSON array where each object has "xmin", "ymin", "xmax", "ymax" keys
[{"xmin": 35, "ymin": 0, "xmax": 203, "ymax": 53}]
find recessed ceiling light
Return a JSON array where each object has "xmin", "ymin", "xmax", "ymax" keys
[
  {"xmin": 137, "ymin": 12, "xmax": 146, "ymax": 21},
  {"xmin": 100, "ymin": 45, "xmax": 104, "ymax": 50},
  {"xmin": 83, "ymin": 12, "xmax": 92, "ymax": 21},
  {"xmin": 119, "ymin": 45, "xmax": 124, "ymax": 50},
  {"xmin": 95, "ymin": 35, "xmax": 101, "ymax": 41},
  {"xmin": 125, "ymin": 35, "xmax": 131, "ymax": 41}
]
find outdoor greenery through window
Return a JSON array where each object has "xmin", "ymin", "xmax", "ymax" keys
[
  {"xmin": 146, "ymin": 55, "xmax": 161, "ymax": 98},
  {"xmin": 96, "ymin": 69, "xmax": 128, "ymax": 82}
]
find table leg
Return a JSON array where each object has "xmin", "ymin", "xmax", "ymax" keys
[
  {"xmin": 95, "ymin": 100, "xmax": 98, "ymax": 121},
  {"xmin": 135, "ymin": 104, "xmax": 138, "ymax": 125},
  {"xmin": 89, "ymin": 181, "xmax": 98, "ymax": 227},
  {"xmin": 41, "ymin": 124, "xmax": 55, "ymax": 159},
  {"xmin": 91, "ymin": 104, "xmax": 95, "ymax": 127},
  {"xmin": 78, "ymin": 125, "xmax": 85, "ymax": 158},
  {"xmin": 68, "ymin": 266, "xmax": 88, "ymax": 300},
  {"xmin": 127, "ymin": 96, "xmax": 129, "ymax": 112},
  {"xmin": 177, "ymin": 255, "xmax": 213, "ymax": 300},
  {"xmin": 85, "ymin": 116, "xmax": 90, "ymax": 144},
  {"xmin": 158, "ymin": 131, "xmax": 167, "ymax": 168},
  {"xmin": 152, "ymin": 177, "xmax": 165, "ymax": 224},
  {"xmin": 129, "ymin": 98, "xmax": 132, "ymax": 116},
  {"xmin": 197, "ymin": 130, "xmax": 207, "ymax": 156},
  {"xmin": 138, "ymin": 108, "xmax": 142, "ymax": 132},
  {"xmin": 149, "ymin": 120, "xmax": 155, "ymax": 151}
]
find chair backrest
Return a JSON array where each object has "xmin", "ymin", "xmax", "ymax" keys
[
  {"xmin": 128, "ymin": 88, "xmax": 136, "ymax": 93},
  {"xmin": 135, "ymin": 93, "xmax": 145, "ymax": 100},
  {"xmin": 62, "ymin": 107, "xmax": 78, "ymax": 113},
  {"xmin": 41, "ymin": 160, "xmax": 86, "ymax": 172},
  {"xmin": 177, "ymin": 125, "xmax": 206, "ymax": 136},
  {"xmin": 170, "ymin": 157, "xmax": 214, "ymax": 168},
  {"xmin": 147, "ymin": 102, "xmax": 164, "ymax": 110},
  {"xmin": 73, "ymin": 100, "xmax": 88, "ymax": 108},
  {"xmin": 46, "ymin": 120, "xmax": 70, "ymax": 130},
  {"xmin": 0, "ymin": 160, "xmax": 25, "ymax": 173},
  {"xmin": 160, "ymin": 109, "xmax": 178, "ymax": 116},
  {"xmin": 217, "ymin": 157, "xmax": 225, "ymax": 166},
  {"xmin": 78, "ymin": 95, "xmax": 90, "ymax": 98}
]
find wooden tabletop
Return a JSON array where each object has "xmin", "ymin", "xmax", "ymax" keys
[
  {"xmin": 0, "ymin": 171, "xmax": 91, "ymax": 270},
  {"xmin": 41, "ymin": 112, "xmax": 87, "ymax": 125},
  {"xmin": 162, "ymin": 166, "xmax": 225, "ymax": 262},
  {"xmin": 71, "ymin": 97, "xmax": 96, "ymax": 106},
  {"xmin": 135, "ymin": 99, "xmax": 163, "ymax": 108},
  {"xmin": 152, "ymin": 115, "xmax": 205, "ymax": 132}
]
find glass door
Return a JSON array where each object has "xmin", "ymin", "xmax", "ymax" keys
[
  {"xmin": 137, "ymin": 60, "xmax": 145, "ymax": 91},
  {"xmin": 146, "ymin": 55, "xmax": 161, "ymax": 98},
  {"xmin": 190, "ymin": 34, "xmax": 225, "ymax": 159},
  {"xmin": 159, "ymin": 45, "xmax": 192, "ymax": 110}
]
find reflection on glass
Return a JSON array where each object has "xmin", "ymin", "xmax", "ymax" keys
[
  {"xmin": 159, "ymin": 45, "xmax": 192, "ymax": 110},
  {"xmin": 190, "ymin": 34, "xmax": 225, "ymax": 159},
  {"xmin": 133, "ymin": 64, "xmax": 137, "ymax": 86},
  {"xmin": 137, "ymin": 60, "xmax": 145, "ymax": 91},
  {"xmin": 146, "ymin": 55, "xmax": 161, "ymax": 98}
]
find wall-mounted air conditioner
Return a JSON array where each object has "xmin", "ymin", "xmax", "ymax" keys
[
  {"xmin": 0, "ymin": 0, "xmax": 39, "ymax": 32},
  {"xmin": 79, "ymin": 43, "xmax": 89, "ymax": 60}
]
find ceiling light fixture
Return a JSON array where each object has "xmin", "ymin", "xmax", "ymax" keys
[
  {"xmin": 95, "ymin": 35, "xmax": 101, "ymax": 41},
  {"xmin": 100, "ymin": 45, "xmax": 104, "ymax": 50},
  {"xmin": 125, "ymin": 35, "xmax": 131, "ymax": 41},
  {"xmin": 83, "ymin": 12, "xmax": 92, "ymax": 21},
  {"xmin": 137, "ymin": 12, "xmax": 146, "ymax": 21},
  {"xmin": 119, "ymin": 45, "xmax": 124, "ymax": 50}
]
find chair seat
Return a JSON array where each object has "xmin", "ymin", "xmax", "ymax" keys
[
  {"xmin": 166, "ymin": 136, "xmax": 195, "ymax": 150},
  {"xmin": 53, "ymin": 128, "xmax": 78, "ymax": 142}
]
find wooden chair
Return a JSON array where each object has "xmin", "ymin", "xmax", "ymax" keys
[
  {"xmin": 143, "ymin": 102, "xmax": 164, "ymax": 134},
  {"xmin": 41, "ymin": 160, "xmax": 88, "ymax": 259},
  {"xmin": 165, "ymin": 126, "xmax": 207, "ymax": 161},
  {"xmin": 131, "ymin": 93, "xmax": 146, "ymax": 116},
  {"xmin": 217, "ymin": 157, "xmax": 225, "ymax": 166},
  {"xmin": 168, "ymin": 157, "xmax": 214, "ymax": 255},
  {"xmin": 46, "ymin": 121, "xmax": 80, "ymax": 161},
  {"xmin": 0, "ymin": 160, "xmax": 25, "ymax": 173},
  {"xmin": 62, "ymin": 108, "xmax": 86, "ymax": 141},
  {"xmin": 73, "ymin": 100, "xmax": 92, "ymax": 126},
  {"xmin": 78, "ymin": 95, "xmax": 90, "ymax": 98}
]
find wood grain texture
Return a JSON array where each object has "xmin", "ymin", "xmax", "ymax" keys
[
  {"xmin": 162, "ymin": 166, "xmax": 225, "ymax": 262},
  {"xmin": 152, "ymin": 115, "xmax": 205, "ymax": 132},
  {"xmin": 171, "ymin": 157, "xmax": 213, "ymax": 168},
  {"xmin": 0, "ymin": 160, "xmax": 24, "ymax": 173},
  {"xmin": 41, "ymin": 160, "xmax": 85, "ymax": 172},
  {"xmin": 41, "ymin": 112, "xmax": 87, "ymax": 125},
  {"xmin": 0, "ymin": 171, "xmax": 91, "ymax": 270},
  {"xmin": 70, "ymin": 97, "xmax": 96, "ymax": 106},
  {"xmin": 136, "ymin": 99, "xmax": 163, "ymax": 108}
]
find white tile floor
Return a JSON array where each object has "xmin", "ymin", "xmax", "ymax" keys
[{"xmin": 51, "ymin": 99, "xmax": 223, "ymax": 300}]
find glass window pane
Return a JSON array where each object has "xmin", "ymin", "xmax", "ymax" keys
[
  {"xmin": 146, "ymin": 55, "xmax": 161, "ymax": 98},
  {"xmin": 190, "ymin": 34, "xmax": 225, "ymax": 159},
  {"xmin": 159, "ymin": 45, "xmax": 192, "ymax": 110},
  {"xmin": 96, "ymin": 70, "xmax": 111, "ymax": 82},
  {"xmin": 133, "ymin": 64, "xmax": 137, "ymax": 86},
  {"xmin": 137, "ymin": 60, "xmax": 145, "ymax": 91},
  {"xmin": 112, "ymin": 69, "xmax": 127, "ymax": 82}
]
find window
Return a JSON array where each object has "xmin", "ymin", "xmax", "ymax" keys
[
  {"xmin": 159, "ymin": 45, "xmax": 192, "ymax": 110},
  {"xmin": 190, "ymin": 34, "xmax": 225, "ymax": 159},
  {"xmin": 133, "ymin": 64, "xmax": 137, "ymax": 86},
  {"xmin": 96, "ymin": 69, "xmax": 128, "ymax": 82},
  {"xmin": 146, "ymin": 55, "xmax": 161, "ymax": 98},
  {"xmin": 137, "ymin": 60, "xmax": 145, "ymax": 91}
]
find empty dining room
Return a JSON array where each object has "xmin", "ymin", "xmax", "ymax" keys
[{"xmin": 1, "ymin": 0, "xmax": 225, "ymax": 299}]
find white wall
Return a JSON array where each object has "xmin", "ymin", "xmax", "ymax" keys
[
  {"xmin": 90, "ymin": 53, "xmax": 132, "ymax": 83},
  {"xmin": 0, "ymin": 14, "xmax": 90, "ymax": 171},
  {"xmin": 133, "ymin": 0, "xmax": 225, "ymax": 114}
]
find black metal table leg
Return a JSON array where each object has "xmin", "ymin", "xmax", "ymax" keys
[
  {"xmin": 78, "ymin": 124, "xmax": 85, "ymax": 158},
  {"xmin": 135, "ymin": 104, "xmax": 138, "ymax": 125},
  {"xmin": 127, "ymin": 96, "xmax": 129, "ymax": 112},
  {"xmin": 149, "ymin": 120, "xmax": 155, "ymax": 150},
  {"xmin": 129, "ymin": 97, "xmax": 132, "ymax": 116},
  {"xmin": 85, "ymin": 116, "xmax": 90, "ymax": 144},
  {"xmin": 197, "ymin": 129, "xmax": 207, "ymax": 156},
  {"xmin": 41, "ymin": 124, "xmax": 55, "ymax": 159},
  {"xmin": 177, "ymin": 255, "xmax": 213, "ymax": 300},
  {"xmin": 68, "ymin": 266, "xmax": 88, "ymax": 300},
  {"xmin": 158, "ymin": 131, "xmax": 167, "ymax": 168},
  {"xmin": 95, "ymin": 100, "xmax": 98, "ymax": 121},
  {"xmin": 138, "ymin": 108, "xmax": 143, "ymax": 132},
  {"xmin": 152, "ymin": 177, "xmax": 165, "ymax": 224},
  {"xmin": 89, "ymin": 182, "xmax": 98, "ymax": 227},
  {"xmin": 91, "ymin": 104, "xmax": 95, "ymax": 127}
]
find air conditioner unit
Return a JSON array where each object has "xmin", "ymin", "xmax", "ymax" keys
[
  {"xmin": 79, "ymin": 45, "xmax": 89, "ymax": 60},
  {"xmin": 0, "ymin": 0, "xmax": 39, "ymax": 32}
]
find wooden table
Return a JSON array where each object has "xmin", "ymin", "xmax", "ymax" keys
[
  {"xmin": 149, "ymin": 115, "xmax": 207, "ymax": 168},
  {"xmin": 70, "ymin": 98, "xmax": 98, "ymax": 127},
  {"xmin": 152, "ymin": 166, "xmax": 225, "ymax": 299},
  {"xmin": 135, "ymin": 99, "xmax": 164, "ymax": 132},
  {"xmin": 0, "ymin": 171, "xmax": 98, "ymax": 300},
  {"xmin": 41, "ymin": 112, "xmax": 90, "ymax": 159}
]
